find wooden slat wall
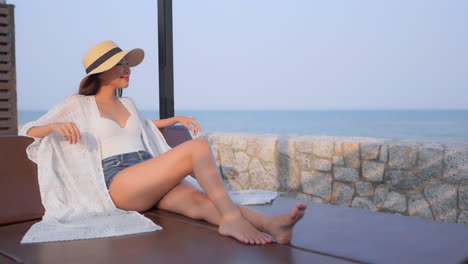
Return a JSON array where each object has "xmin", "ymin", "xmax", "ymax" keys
[{"xmin": 0, "ymin": 4, "xmax": 16, "ymax": 135}]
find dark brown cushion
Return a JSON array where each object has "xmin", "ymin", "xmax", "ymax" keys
[
  {"xmin": 2, "ymin": 198, "xmax": 468, "ymax": 264},
  {"xmin": 0, "ymin": 136, "xmax": 44, "ymax": 225},
  {"xmin": 0, "ymin": 204, "xmax": 355, "ymax": 264},
  {"xmin": 2, "ymin": 130, "xmax": 468, "ymax": 263},
  {"xmin": 161, "ymin": 124, "xmax": 193, "ymax": 148}
]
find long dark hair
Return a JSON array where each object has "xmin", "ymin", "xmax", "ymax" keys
[
  {"xmin": 78, "ymin": 74, "xmax": 122, "ymax": 98},
  {"xmin": 79, "ymin": 74, "xmax": 100, "ymax": 95}
]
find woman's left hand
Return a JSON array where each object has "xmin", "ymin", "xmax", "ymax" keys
[{"xmin": 176, "ymin": 116, "xmax": 201, "ymax": 136}]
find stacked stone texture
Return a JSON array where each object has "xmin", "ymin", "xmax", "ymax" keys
[{"xmin": 203, "ymin": 132, "xmax": 468, "ymax": 225}]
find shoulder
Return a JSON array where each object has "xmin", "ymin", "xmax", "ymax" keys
[
  {"xmin": 47, "ymin": 94, "xmax": 81, "ymax": 110},
  {"xmin": 50, "ymin": 94, "xmax": 91, "ymax": 112},
  {"xmin": 40, "ymin": 94, "xmax": 86, "ymax": 117},
  {"xmin": 62, "ymin": 93, "xmax": 86, "ymax": 103}
]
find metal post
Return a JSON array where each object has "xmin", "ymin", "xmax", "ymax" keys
[
  {"xmin": 157, "ymin": 0, "xmax": 174, "ymax": 119},
  {"xmin": 0, "ymin": 3, "xmax": 17, "ymax": 135}
]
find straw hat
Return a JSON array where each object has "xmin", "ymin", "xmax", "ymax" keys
[{"xmin": 79, "ymin": 40, "xmax": 144, "ymax": 88}]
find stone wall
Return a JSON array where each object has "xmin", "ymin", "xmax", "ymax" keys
[{"xmin": 202, "ymin": 132, "xmax": 468, "ymax": 225}]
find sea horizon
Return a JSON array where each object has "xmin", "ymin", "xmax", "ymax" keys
[{"xmin": 17, "ymin": 109, "xmax": 468, "ymax": 143}]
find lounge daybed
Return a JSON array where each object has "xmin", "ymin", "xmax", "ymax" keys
[{"xmin": 1, "ymin": 126, "xmax": 468, "ymax": 264}]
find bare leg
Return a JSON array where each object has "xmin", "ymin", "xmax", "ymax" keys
[
  {"xmin": 157, "ymin": 181, "xmax": 307, "ymax": 244},
  {"xmin": 108, "ymin": 137, "xmax": 269, "ymax": 244}
]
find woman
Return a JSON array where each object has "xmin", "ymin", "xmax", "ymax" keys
[{"xmin": 24, "ymin": 40, "xmax": 307, "ymax": 245}]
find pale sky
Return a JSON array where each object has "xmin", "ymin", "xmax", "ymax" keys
[{"xmin": 10, "ymin": 0, "xmax": 468, "ymax": 110}]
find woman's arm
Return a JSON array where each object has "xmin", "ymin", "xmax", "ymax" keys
[
  {"xmin": 151, "ymin": 116, "xmax": 201, "ymax": 136},
  {"xmin": 151, "ymin": 117, "xmax": 179, "ymax": 129},
  {"xmin": 125, "ymin": 97, "xmax": 200, "ymax": 135},
  {"xmin": 26, "ymin": 122, "xmax": 82, "ymax": 144},
  {"xmin": 26, "ymin": 124, "xmax": 54, "ymax": 138}
]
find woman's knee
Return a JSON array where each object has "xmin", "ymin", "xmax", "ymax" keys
[
  {"xmin": 175, "ymin": 137, "xmax": 209, "ymax": 157},
  {"xmin": 193, "ymin": 137, "xmax": 209, "ymax": 148},
  {"xmin": 192, "ymin": 137, "xmax": 212, "ymax": 154}
]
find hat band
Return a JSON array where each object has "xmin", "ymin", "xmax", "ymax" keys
[{"xmin": 85, "ymin": 47, "xmax": 123, "ymax": 74}]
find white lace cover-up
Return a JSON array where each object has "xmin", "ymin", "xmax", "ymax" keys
[{"xmin": 18, "ymin": 94, "xmax": 277, "ymax": 244}]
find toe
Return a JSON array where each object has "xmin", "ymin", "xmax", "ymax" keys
[
  {"xmin": 241, "ymin": 235, "xmax": 250, "ymax": 244},
  {"xmin": 241, "ymin": 234, "xmax": 248, "ymax": 243},
  {"xmin": 254, "ymin": 235, "xmax": 262, "ymax": 245},
  {"xmin": 255, "ymin": 237, "xmax": 262, "ymax": 245},
  {"xmin": 291, "ymin": 206, "xmax": 299, "ymax": 215},
  {"xmin": 257, "ymin": 234, "xmax": 266, "ymax": 244},
  {"xmin": 250, "ymin": 238, "xmax": 257, "ymax": 245},
  {"xmin": 296, "ymin": 210, "xmax": 305, "ymax": 220},
  {"xmin": 254, "ymin": 235, "xmax": 261, "ymax": 245},
  {"xmin": 260, "ymin": 233, "xmax": 270, "ymax": 241},
  {"xmin": 262, "ymin": 234, "xmax": 271, "ymax": 244}
]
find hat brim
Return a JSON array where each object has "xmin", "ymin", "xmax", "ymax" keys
[{"xmin": 79, "ymin": 48, "xmax": 144, "ymax": 89}]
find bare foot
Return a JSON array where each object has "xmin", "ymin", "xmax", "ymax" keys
[
  {"xmin": 218, "ymin": 213, "xmax": 272, "ymax": 245},
  {"xmin": 266, "ymin": 203, "xmax": 307, "ymax": 244}
]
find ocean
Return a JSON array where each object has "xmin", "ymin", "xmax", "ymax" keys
[{"xmin": 18, "ymin": 109, "xmax": 468, "ymax": 143}]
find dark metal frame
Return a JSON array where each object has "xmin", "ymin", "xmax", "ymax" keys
[
  {"xmin": 158, "ymin": 0, "xmax": 174, "ymax": 119},
  {"xmin": 0, "ymin": 4, "xmax": 17, "ymax": 135}
]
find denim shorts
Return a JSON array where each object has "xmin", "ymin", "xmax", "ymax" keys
[{"xmin": 101, "ymin": 150, "xmax": 153, "ymax": 190}]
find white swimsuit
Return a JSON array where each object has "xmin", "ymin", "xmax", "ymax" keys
[{"xmin": 96, "ymin": 113, "xmax": 146, "ymax": 160}]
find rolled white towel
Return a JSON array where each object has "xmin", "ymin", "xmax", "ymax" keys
[{"xmin": 228, "ymin": 189, "xmax": 278, "ymax": 205}]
